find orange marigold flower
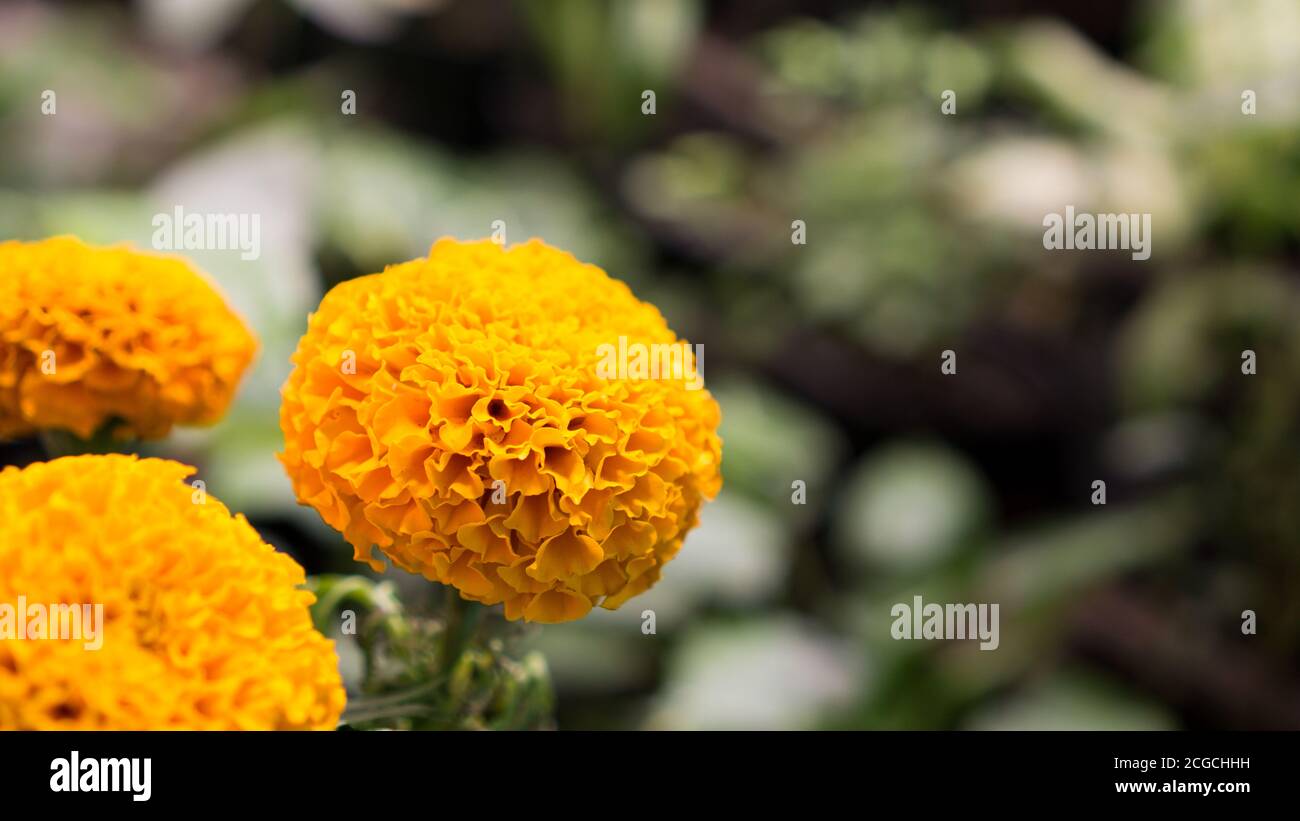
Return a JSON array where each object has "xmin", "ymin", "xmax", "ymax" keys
[
  {"xmin": 0, "ymin": 236, "xmax": 258, "ymax": 440},
  {"xmin": 280, "ymin": 238, "xmax": 723, "ymax": 623},
  {"xmin": 0, "ymin": 455, "xmax": 345, "ymax": 729}
]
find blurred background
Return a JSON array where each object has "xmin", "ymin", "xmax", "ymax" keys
[{"xmin": 2, "ymin": 0, "xmax": 1299, "ymax": 729}]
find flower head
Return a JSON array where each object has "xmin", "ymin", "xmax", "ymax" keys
[
  {"xmin": 280, "ymin": 238, "xmax": 722, "ymax": 623},
  {"xmin": 0, "ymin": 236, "xmax": 258, "ymax": 440},
  {"xmin": 0, "ymin": 455, "xmax": 345, "ymax": 729}
]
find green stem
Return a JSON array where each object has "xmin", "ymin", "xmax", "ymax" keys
[
  {"xmin": 438, "ymin": 592, "xmax": 482, "ymax": 672},
  {"xmin": 341, "ymin": 678, "xmax": 449, "ymax": 726}
]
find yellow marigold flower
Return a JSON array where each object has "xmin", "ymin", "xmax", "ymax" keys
[
  {"xmin": 0, "ymin": 236, "xmax": 258, "ymax": 440},
  {"xmin": 280, "ymin": 238, "xmax": 723, "ymax": 623},
  {"xmin": 0, "ymin": 455, "xmax": 345, "ymax": 729}
]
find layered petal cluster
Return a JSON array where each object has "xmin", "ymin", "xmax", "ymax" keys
[
  {"xmin": 0, "ymin": 236, "xmax": 257, "ymax": 440},
  {"xmin": 280, "ymin": 238, "xmax": 722, "ymax": 623},
  {"xmin": 0, "ymin": 455, "xmax": 345, "ymax": 729}
]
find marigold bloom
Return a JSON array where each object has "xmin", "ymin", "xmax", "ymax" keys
[
  {"xmin": 280, "ymin": 238, "xmax": 722, "ymax": 623},
  {"xmin": 0, "ymin": 455, "xmax": 345, "ymax": 729},
  {"xmin": 0, "ymin": 236, "xmax": 257, "ymax": 440}
]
